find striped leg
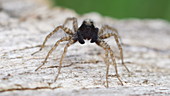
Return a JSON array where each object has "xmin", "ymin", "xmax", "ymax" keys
[
  {"xmin": 35, "ymin": 36, "xmax": 72, "ymax": 71},
  {"xmin": 99, "ymin": 33, "xmax": 130, "ymax": 72},
  {"xmin": 105, "ymin": 50, "xmax": 110, "ymax": 88},
  {"xmin": 54, "ymin": 39, "xmax": 77, "ymax": 82},
  {"xmin": 109, "ymin": 49, "xmax": 123, "ymax": 85},
  {"xmin": 63, "ymin": 17, "xmax": 78, "ymax": 32},
  {"xmin": 98, "ymin": 25, "xmax": 118, "ymax": 36},
  {"xmin": 31, "ymin": 26, "xmax": 74, "ymax": 55},
  {"xmin": 96, "ymin": 40, "xmax": 123, "ymax": 86},
  {"xmin": 101, "ymin": 49, "xmax": 110, "ymax": 87}
]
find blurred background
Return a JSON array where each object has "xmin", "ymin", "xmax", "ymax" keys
[{"xmin": 52, "ymin": 0, "xmax": 170, "ymax": 21}]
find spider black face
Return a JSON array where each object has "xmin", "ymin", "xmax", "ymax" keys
[{"xmin": 76, "ymin": 19, "xmax": 99, "ymax": 44}]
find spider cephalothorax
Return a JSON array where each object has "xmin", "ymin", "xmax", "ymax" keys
[
  {"xmin": 76, "ymin": 19, "xmax": 99, "ymax": 44},
  {"xmin": 32, "ymin": 17, "xmax": 130, "ymax": 87}
]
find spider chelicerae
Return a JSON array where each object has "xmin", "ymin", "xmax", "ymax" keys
[{"xmin": 32, "ymin": 17, "xmax": 130, "ymax": 87}]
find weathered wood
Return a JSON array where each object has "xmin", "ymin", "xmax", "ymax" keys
[{"xmin": 0, "ymin": 0, "xmax": 170, "ymax": 96}]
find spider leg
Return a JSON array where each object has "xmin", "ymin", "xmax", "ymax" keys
[
  {"xmin": 109, "ymin": 48, "xmax": 123, "ymax": 85},
  {"xmin": 101, "ymin": 49, "xmax": 110, "ymax": 87},
  {"xmin": 99, "ymin": 26, "xmax": 130, "ymax": 73},
  {"xmin": 31, "ymin": 26, "xmax": 74, "ymax": 55},
  {"xmin": 35, "ymin": 36, "xmax": 72, "ymax": 71},
  {"xmin": 63, "ymin": 17, "xmax": 78, "ymax": 32},
  {"xmin": 99, "ymin": 25, "xmax": 118, "ymax": 36},
  {"xmin": 105, "ymin": 50, "xmax": 110, "ymax": 88},
  {"xmin": 96, "ymin": 40, "xmax": 123, "ymax": 86},
  {"xmin": 54, "ymin": 39, "xmax": 77, "ymax": 82}
]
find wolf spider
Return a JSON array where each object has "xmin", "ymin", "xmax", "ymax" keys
[{"xmin": 32, "ymin": 17, "xmax": 130, "ymax": 87}]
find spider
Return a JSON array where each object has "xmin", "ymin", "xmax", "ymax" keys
[{"xmin": 32, "ymin": 17, "xmax": 130, "ymax": 87}]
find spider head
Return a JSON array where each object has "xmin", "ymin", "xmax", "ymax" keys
[{"xmin": 82, "ymin": 19, "xmax": 94, "ymax": 27}]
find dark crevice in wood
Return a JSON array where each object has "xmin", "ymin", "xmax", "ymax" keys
[{"xmin": 0, "ymin": 86, "xmax": 61, "ymax": 93}]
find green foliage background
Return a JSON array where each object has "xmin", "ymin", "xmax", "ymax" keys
[{"xmin": 52, "ymin": 0, "xmax": 170, "ymax": 21}]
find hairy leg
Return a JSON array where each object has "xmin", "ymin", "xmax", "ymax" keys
[
  {"xmin": 109, "ymin": 50, "xmax": 123, "ymax": 85},
  {"xmin": 96, "ymin": 40, "xmax": 123, "ymax": 86},
  {"xmin": 35, "ymin": 36, "xmax": 72, "ymax": 71},
  {"xmin": 99, "ymin": 33, "xmax": 130, "ymax": 72},
  {"xmin": 101, "ymin": 49, "xmax": 110, "ymax": 87},
  {"xmin": 98, "ymin": 25, "xmax": 118, "ymax": 36},
  {"xmin": 31, "ymin": 26, "xmax": 74, "ymax": 55},
  {"xmin": 63, "ymin": 17, "xmax": 78, "ymax": 32},
  {"xmin": 99, "ymin": 25, "xmax": 123, "ymax": 45},
  {"xmin": 104, "ymin": 50, "xmax": 110, "ymax": 88},
  {"xmin": 54, "ymin": 39, "xmax": 77, "ymax": 82}
]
